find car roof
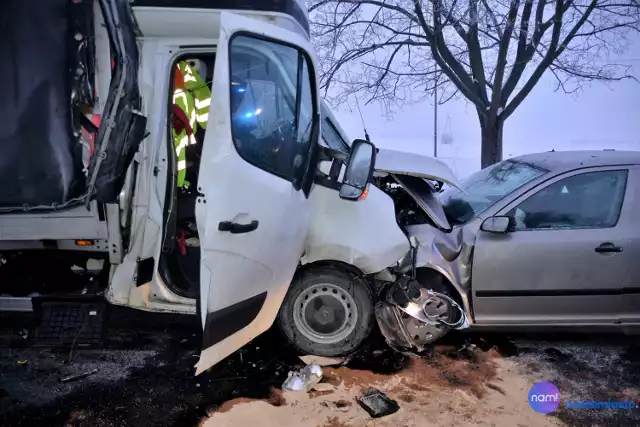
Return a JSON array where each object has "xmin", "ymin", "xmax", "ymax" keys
[{"xmin": 512, "ymin": 150, "xmax": 640, "ymax": 173}]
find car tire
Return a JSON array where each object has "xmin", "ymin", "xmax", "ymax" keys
[{"xmin": 277, "ymin": 266, "xmax": 374, "ymax": 356}]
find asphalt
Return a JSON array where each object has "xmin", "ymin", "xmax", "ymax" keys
[{"xmin": 1, "ymin": 306, "xmax": 639, "ymax": 427}]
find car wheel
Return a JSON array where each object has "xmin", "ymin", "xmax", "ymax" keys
[
  {"xmin": 277, "ymin": 266, "xmax": 374, "ymax": 356},
  {"xmin": 410, "ymin": 273, "xmax": 459, "ymax": 345}
]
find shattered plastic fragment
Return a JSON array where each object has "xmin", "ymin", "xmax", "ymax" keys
[
  {"xmin": 282, "ymin": 364, "xmax": 323, "ymax": 392},
  {"xmin": 60, "ymin": 369, "xmax": 98, "ymax": 383},
  {"xmin": 299, "ymin": 355, "xmax": 345, "ymax": 366}
]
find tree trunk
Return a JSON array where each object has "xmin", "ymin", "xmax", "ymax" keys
[{"xmin": 480, "ymin": 118, "xmax": 504, "ymax": 168}]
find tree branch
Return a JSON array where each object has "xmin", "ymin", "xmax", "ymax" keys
[
  {"xmin": 489, "ymin": 0, "xmax": 521, "ymax": 116},
  {"xmin": 414, "ymin": 0, "xmax": 488, "ymax": 108},
  {"xmin": 501, "ymin": 0, "xmax": 575, "ymax": 104},
  {"xmin": 502, "ymin": 0, "xmax": 597, "ymax": 119},
  {"xmin": 466, "ymin": 0, "xmax": 490, "ymax": 104}
]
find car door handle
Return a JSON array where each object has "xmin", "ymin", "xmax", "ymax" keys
[
  {"xmin": 218, "ymin": 220, "xmax": 259, "ymax": 234},
  {"xmin": 595, "ymin": 242, "xmax": 623, "ymax": 253}
]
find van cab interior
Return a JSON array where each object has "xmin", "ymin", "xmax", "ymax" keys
[{"xmin": 159, "ymin": 54, "xmax": 215, "ymax": 298}]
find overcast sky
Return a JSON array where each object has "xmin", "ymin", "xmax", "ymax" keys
[{"xmin": 329, "ymin": 35, "xmax": 640, "ymax": 178}]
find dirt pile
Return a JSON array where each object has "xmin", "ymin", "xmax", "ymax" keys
[
  {"xmin": 321, "ymin": 342, "xmax": 498, "ymax": 399},
  {"xmin": 204, "ymin": 347, "xmax": 561, "ymax": 427}
]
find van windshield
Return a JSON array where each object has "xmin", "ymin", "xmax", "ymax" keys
[{"xmin": 440, "ymin": 159, "xmax": 548, "ymax": 225}]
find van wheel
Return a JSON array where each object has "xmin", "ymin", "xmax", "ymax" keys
[{"xmin": 277, "ymin": 267, "xmax": 374, "ymax": 356}]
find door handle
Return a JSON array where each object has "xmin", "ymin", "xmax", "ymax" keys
[
  {"xmin": 218, "ymin": 220, "xmax": 259, "ymax": 234},
  {"xmin": 595, "ymin": 242, "xmax": 623, "ymax": 253}
]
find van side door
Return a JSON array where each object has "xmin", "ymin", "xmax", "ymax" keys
[{"xmin": 195, "ymin": 12, "xmax": 320, "ymax": 374}]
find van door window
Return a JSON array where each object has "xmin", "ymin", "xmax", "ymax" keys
[
  {"xmin": 229, "ymin": 35, "xmax": 315, "ymax": 184},
  {"xmin": 321, "ymin": 117, "xmax": 350, "ymax": 153}
]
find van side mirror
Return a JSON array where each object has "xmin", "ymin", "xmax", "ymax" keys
[
  {"xmin": 339, "ymin": 139, "xmax": 376, "ymax": 200},
  {"xmin": 480, "ymin": 216, "xmax": 512, "ymax": 233}
]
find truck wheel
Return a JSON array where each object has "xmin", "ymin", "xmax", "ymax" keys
[{"xmin": 277, "ymin": 266, "xmax": 374, "ymax": 356}]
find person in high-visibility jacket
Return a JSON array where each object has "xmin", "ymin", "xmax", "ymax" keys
[{"xmin": 172, "ymin": 60, "xmax": 211, "ymax": 188}]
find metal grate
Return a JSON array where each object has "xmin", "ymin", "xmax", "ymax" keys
[{"xmin": 32, "ymin": 299, "xmax": 107, "ymax": 347}]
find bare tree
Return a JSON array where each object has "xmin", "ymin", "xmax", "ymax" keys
[{"xmin": 310, "ymin": 0, "xmax": 639, "ymax": 167}]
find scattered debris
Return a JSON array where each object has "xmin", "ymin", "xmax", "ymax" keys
[
  {"xmin": 457, "ymin": 342, "xmax": 483, "ymax": 363},
  {"xmin": 334, "ymin": 399, "xmax": 352, "ymax": 412},
  {"xmin": 309, "ymin": 389, "xmax": 335, "ymax": 399},
  {"xmin": 543, "ymin": 347, "xmax": 572, "ymax": 361},
  {"xmin": 486, "ymin": 382, "xmax": 506, "ymax": 395},
  {"xmin": 282, "ymin": 364, "xmax": 323, "ymax": 392},
  {"xmin": 309, "ymin": 382, "xmax": 336, "ymax": 398},
  {"xmin": 397, "ymin": 393, "xmax": 415, "ymax": 403},
  {"xmin": 321, "ymin": 416, "xmax": 351, "ymax": 427},
  {"xmin": 311, "ymin": 383, "xmax": 335, "ymax": 392},
  {"xmin": 299, "ymin": 355, "xmax": 345, "ymax": 366},
  {"xmin": 266, "ymin": 388, "xmax": 287, "ymax": 407},
  {"xmin": 356, "ymin": 388, "xmax": 400, "ymax": 418},
  {"xmin": 60, "ymin": 368, "xmax": 98, "ymax": 383}
]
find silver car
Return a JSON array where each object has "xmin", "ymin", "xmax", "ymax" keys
[{"xmin": 406, "ymin": 150, "xmax": 640, "ymax": 336}]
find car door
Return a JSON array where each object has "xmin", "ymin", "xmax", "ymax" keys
[
  {"xmin": 619, "ymin": 166, "xmax": 640, "ymax": 324},
  {"xmin": 195, "ymin": 13, "xmax": 320, "ymax": 374},
  {"xmin": 472, "ymin": 166, "xmax": 632, "ymax": 325}
]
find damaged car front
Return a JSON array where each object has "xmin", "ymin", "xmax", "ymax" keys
[
  {"xmin": 370, "ymin": 168, "xmax": 472, "ymax": 353},
  {"xmin": 375, "ymin": 159, "xmax": 549, "ymax": 351}
]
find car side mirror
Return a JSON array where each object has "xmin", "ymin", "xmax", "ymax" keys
[
  {"xmin": 481, "ymin": 216, "xmax": 512, "ymax": 233},
  {"xmin": 339, "ymin": 139, "xmax": 376, "ymax": 200}
]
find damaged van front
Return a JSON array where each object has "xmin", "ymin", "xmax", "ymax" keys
[{"xmin": 275, "ymin": 104, "xmax": 471, "ymax": 356}]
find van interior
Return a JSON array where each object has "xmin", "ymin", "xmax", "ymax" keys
[{"xmin": 158, "ymin": 54, "xmax": 216, "ymax": 299}]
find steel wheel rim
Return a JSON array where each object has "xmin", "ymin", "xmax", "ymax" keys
[{"xmin": 292, "ymin": 282, "xmax": 358, "ymax": 344}]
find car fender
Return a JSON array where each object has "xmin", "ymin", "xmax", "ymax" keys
[{"xmin": 405, "ymin": 223, "xmax": 479, "ymax": 323}]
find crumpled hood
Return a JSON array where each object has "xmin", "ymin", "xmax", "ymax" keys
[{"xmin": 374, "ymin": 148, "xmax": 461, "ymax": 189}]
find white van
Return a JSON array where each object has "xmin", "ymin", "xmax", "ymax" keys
[{"xmin": 0, "ymin": 0, "xmax": 467, "ymax": 374}]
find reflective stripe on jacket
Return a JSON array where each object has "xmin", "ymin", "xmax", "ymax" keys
[{"xmin": 177, "ymin": 61, "xmax": 211, "ymax": 129}]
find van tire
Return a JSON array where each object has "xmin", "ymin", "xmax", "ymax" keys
[{"xmin": 277, "ymin": 266, "xmax": 374, "ymax": 356}]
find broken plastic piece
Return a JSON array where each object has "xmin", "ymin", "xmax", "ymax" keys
[
  {"xmin": 282, "ymin": 364, "xmax": 323, "ymax": 392},
  {"xmin": 60, "ymin": 368, "xmax": 98, "ymax": 383},
  {"xmin": 356, "ymin": 388, "xmax": 400, "ymax": 418},
  {"xmin": 298, "ymin": 355, "xmax": 345, "ymax": 366}
]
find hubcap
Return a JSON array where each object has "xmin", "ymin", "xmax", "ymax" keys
[
  {"xmin": 423, "ymin": 296, "xmax": 451, "ymax": 320},
  {"xmin": 293, "ymin": 283, "xmax": 358, "ymax": 344}
]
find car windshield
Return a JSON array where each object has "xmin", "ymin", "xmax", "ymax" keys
[{"xmin": 440, "ymin": 159, "xmax": 548, "ymax": 225}]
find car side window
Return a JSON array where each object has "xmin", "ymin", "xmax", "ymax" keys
[
  {"xmin": 510, "ymin": 170, "xmax": 628, "ymax": 230},
  {"xmin": 229, "ymin": 35, "xmax": 316, "ymax": 183}
]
